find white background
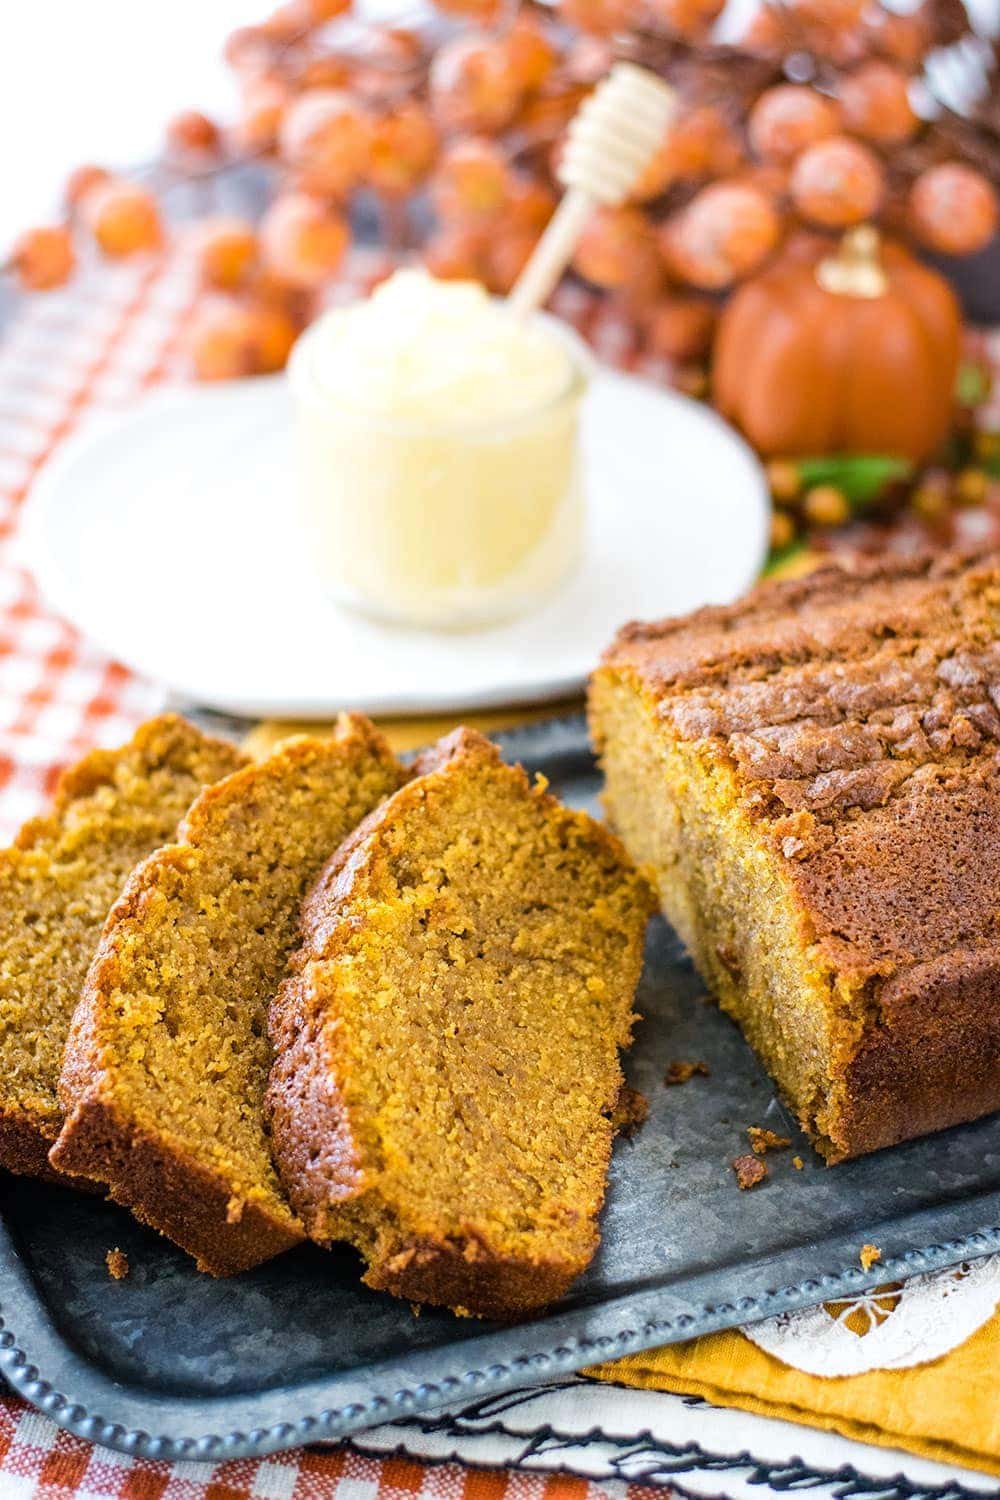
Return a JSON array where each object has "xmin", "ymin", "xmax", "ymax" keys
[{"xmin": 0, "ymin": 2, "xmax": 250, "ymax": 250}]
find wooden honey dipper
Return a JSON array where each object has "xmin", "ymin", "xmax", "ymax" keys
[{"xmin": 508, "ymin": 62, "xmax": 677, "ymax": 320}]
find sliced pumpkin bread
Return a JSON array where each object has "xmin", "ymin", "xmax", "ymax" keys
[
  {"xmin": 266, "ymin": 728, "xmax": 654, "ymax": 1317},
  {"xmin": 51, "ymin": 715, "xmax": 404, "ymax": 1275},
  {"xmin": 0, "ymin": 715, "xmax": 246, "ymax": 1180}
]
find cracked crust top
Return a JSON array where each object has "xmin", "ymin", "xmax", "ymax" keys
[{"xmin": 599, "ymin": 550, "xmax": 1000, "ymax": 990}]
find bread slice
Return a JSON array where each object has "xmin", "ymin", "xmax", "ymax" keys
[
  {"xmin": 266, "ymin": 728, "xmax": 654, "ymax": 1318},
  {"xmin": 51, "ymin": 715, "xmax": 404, "ymax": 1275},
  {"xmin": 590, "ymin": 550, "xmax": 1000, "ymax": 1162},
  {"xmin": 0, "ymin": 715, "xmax": 246, "ymax": 1180}
]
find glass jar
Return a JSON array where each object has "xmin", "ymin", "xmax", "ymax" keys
[{"xmin": 288, "ymin": 279, "xmax": 590, "ymax": 630}]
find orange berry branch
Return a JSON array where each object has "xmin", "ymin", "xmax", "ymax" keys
[{"xmin": 7, "ymin": 0, "xmax": 998, "ymax": 375}]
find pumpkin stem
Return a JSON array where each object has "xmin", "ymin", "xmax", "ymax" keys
[{"xmin": 816, "ymin": 225, "xmax": 889, "ymax": 299}]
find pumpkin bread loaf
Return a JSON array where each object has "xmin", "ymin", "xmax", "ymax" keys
[
  {"xmin": 590, "ymin": 550, "xmax": 1000, "ymax": 1162},
  {"xmin": 0, "ymin": 716, "xmax": 246, "ymax": 1181},
  {"xmin": 51, "ymin": 716, "xmax": 404, "ymax": 1275},
  {"xmin": 266, "ymin": 728, "xmax": 654, "ymax": 1318}
]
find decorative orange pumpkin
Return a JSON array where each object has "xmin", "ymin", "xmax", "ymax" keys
[{"xmin": 712, "ymin": 226, "xmax": 962, "ymax": 462}]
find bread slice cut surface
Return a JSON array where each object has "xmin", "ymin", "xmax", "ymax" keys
[
  {"xmin": 0, "ymin": 715, "xmax": 246, "ymax": 1180},
  {"xmin": 267, "ymin": 728, "xmax": 654, "ymax": 1318},
  {"xmin": 50, "ymin": 715, "xmax": 403, "ymax": 1275}
]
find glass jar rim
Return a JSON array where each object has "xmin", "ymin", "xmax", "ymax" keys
[{"xmin": 288, "ymin": 298, "xmax": 593, "ymax": 440}]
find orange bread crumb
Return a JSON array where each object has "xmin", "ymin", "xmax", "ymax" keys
[
  {"xmin": 106, "ymin": 1248, "xmax": 129, "ymax": 1280},
  {"xmin": 747, "ymin": 1126, "xmax": 791, "ymax": 1155},
  {"xmin": 733, "ymin": 1154, "xmax": 768, "ymax": 1189},
  {"xmin": 612, "ymin": 1086, "xmax": 649, "ymax": 1137},
  {"xmin": 664, "ymin": 1060, "xmax": 709, "ymax": 1085}
]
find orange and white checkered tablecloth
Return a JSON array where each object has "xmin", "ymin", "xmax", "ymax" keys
[
  {"xmin": 0, "ymin": 259, "xmax": 184, "ymax": 839},
  {"xmin": 0, "ymin": 1392, "xmax": 654, "ymax": 1500}
]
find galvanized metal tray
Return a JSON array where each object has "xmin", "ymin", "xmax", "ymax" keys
[{"xmin": 1, "ymin": 713, "xmax": 998, "ymax": 1462}]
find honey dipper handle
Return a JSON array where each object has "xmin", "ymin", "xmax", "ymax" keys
[
  {"xmin": 506, "ymin": 189, "xmax": 595, "ymax": 322},
  {"xmin": 508, "ymin": 63, "xmax": 676, "ymax": 321}
]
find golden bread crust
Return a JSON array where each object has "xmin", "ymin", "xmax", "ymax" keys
[{"xmin": 54, "ymin": 1093, "xmax": 302, "ymax": 1274}]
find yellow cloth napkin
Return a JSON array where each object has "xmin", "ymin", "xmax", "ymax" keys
[{"xmin": 588, "ymin": 1306, "xmax": 1000, "ymax": 1477}]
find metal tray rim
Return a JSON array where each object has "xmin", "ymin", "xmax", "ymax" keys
[
  {"xmin": 3, "ymin": 712, "xmax": 999, "ymax": 1463},
  {"xmin": 2, "ymin": 1222, "xmax": 999, "ymax": 1463}
]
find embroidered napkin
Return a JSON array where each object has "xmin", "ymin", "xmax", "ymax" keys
[{"xmin": 589, "ymin": 1294, "xmax": 1000, "ymax": 1476}]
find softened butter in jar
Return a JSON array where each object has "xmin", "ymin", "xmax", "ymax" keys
[{"xmin": 289, "ymin": 270, "xmax": 589, "ymax": 629}]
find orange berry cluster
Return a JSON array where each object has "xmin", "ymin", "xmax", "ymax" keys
[{"xmin": 6, "ymin": 0, "xmax": 998, "ymax": 386}]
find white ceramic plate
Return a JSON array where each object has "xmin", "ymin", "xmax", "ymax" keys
[{"xmin": 21, "ymin": 369, "xmax": 769, "ymax": 718}]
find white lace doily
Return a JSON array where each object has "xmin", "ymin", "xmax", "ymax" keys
[{"xmin": 742, "ymin": 1255, "xmax": 1000, "ymax": 1376}]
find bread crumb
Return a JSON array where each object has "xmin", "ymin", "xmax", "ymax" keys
[
  {"xmin": 860, "ymin": 1243, "xmax": 882, "ymax": 1271},
  {"xmin": 612, "ymin": 1085, "xmax": 648, "ymax": 1137},
  {"xmin": 732, "ymin": 1154, "xmax": 768, "ymax": 1190},
  {"xmin": 747, "ymin": 1125, "xmax": 791, "ymax": 1156},
  {"xmin": 106, "ymin": 1248, "xmax": 129, "ymax": 1280},
  {"xmin": 715, "ymin": 944, "xmax": 742, "ymax": 979},
  {"xmin": 792, "ymin": 1155, "xmax": 804, "ymax": 1170},
  {"xmin": 664, "ymin": 1060, "xmax": 710, "ymax": 1085}
]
